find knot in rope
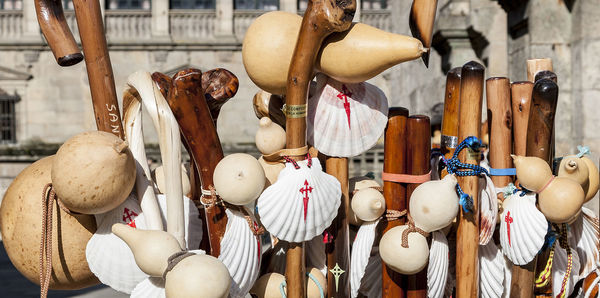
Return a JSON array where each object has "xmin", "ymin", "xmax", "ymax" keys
[
  {"xmin": 282, "ymin": 153, "xmax": 312, "ymax": 170},
  {"xmin": 385, "ymin": 209, "xmax": 407, "ymax": 221},
  {"xmin": 576, "ymin": 145, "xmax": 591, "ymax": 158},
  {"xmin": 200, "ymin": 185, "xmax": 220, "ymax": 207},
  {"xmin": 162, "ymin": 251, "xmax": 196, "ymax": 279},
  {"xmin": 401, "ymin": 214, "xmax": 429, "ymax": 248}
]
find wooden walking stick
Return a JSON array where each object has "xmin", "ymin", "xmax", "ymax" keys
[
  {"xmin": 511, "ymin": 81, "xmax": 533, "ymax": 157},
  {"xmin": 486, "ymin": 77, "xmax": 513, "ymax": 196},
  {"xmin": 440, "ymin": 67, "xmax": 461, "ymax": 178},
  {"xmin": 283, "ymin": 1, "xmax": 355, "ymax": 296},
  {"xmin": 406, "ymin": 115, "xmax": 431, "ymax": 298},
  {"xmin": 409, "ymin": 0, "xmax": 438, "ymax": 67},
  {"xmin": 35, "ymin": 0, "xmax": 83, "ymax": 66},
  {"xmin": 455, "ymin": 61, "xmax": 484, "ymax": 297},
  {"xmin": 202, "ymin": 69, "xmax": 239, "ymax": 126},
  {"xmin": 325, "ymin": 157, "xmax": 350, "ymax": 297},
  {"xmin": 382, "ymin": 107, "xmax": 409, "ymax": 298},
  {"xmin": 165, "ymin": 69, "xmax": 228, "ymax": 256},
  {"xmin": 527, "ymin": 58, "xmax": 553, "ymax": 82}
]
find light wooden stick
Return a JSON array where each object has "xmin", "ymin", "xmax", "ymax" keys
[
  {"xmin": 440, "ymin": 67, "xmax": 461, "ymax": 178},
  {"xmin": 486, "ymin": 77, "xmax": 513, "ymax": 193},
  {"xmin": 510, "ymin": 81, "xmax": 533, "ymax": 157},
  {"xmin": 35, "ymin": 0, "xmax": 83, "ymax": 66},
  {"xmin": 409, "ymin": 0, "xmax": 438, "ymax": 66},
  {"xmin": 527, "ymin": 58, "xmax": 553, "ymax": 82},
  {"xmin": 455, "ymin": 61, "xmax": 484, "ymax": 297}
]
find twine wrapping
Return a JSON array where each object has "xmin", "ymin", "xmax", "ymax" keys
[
  {"xmin": 535, "ymin": 242, "xmax": 556, "ymax": 288},
  {"xmin": 385, "ymin": 209, "xmax": 407, "ymax": 222},
  {"xmin": 162, "ymin": 251, "xmax": 196, "ymax": 280},
  {"xmin": 400, "ymin": 214, "xmax": 429, "ymax": 248},
  {"xmin": 200, "ymin": 185, "xmax": 219, "ymax": 207},
  {"xmin": 262, "ymin": 146, "xmax": 309, "ymax": 164}
]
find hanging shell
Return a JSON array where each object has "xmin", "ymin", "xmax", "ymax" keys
[
  {"xmin": 307, "ymin": 74, "xmax": 388, "ymax": 157},
  {"xmin": 479, "ymin": 175, "xmax": 498, "ymax": 245},
  {"xmin": 257, "ymin": 158, "xmax": 341, "ymax": 242},
  {"xmin": 499, "ymin": 193, "xmax": 548, "ymax": 265},
  {"xmin": 131, "ymin": 277, "xmax": 165, "ymax": 298},
  {"xmin": 479, "ymin": 241, "xmax": 505, "ymax": 298},
  {"xmin": 409, "ymin": 175, "xmax": 459, "ymax": 233},
  {"xmin": 569, "ymin": 207, "xmax": 599, "ymax": 278},
  {"xmin": 552, "ymin": 241, "xmax": 581, "ymax": 298},
  {"xmin": 306, "ymin": 234, "xmax": 327, "ymax": 277},
  {"xmin": 379, "ymin": 225, "xmax": 429, "ymax": 274},
  {"xmin": 427, "ymin": 231, "xmax": 449, "ymax": 298},
  {"xmin": 350, "ymin": 219, "xmax": 379, "ymax": 298},
  {"xmin": 219, "ymin": 208, "xmax": 261, "ymax": 298}
]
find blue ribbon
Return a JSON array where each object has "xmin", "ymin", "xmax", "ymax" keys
[
  {"xmin": 489, "ymin": 167, "xmax": 517, "ymax": 176},
  {"xmin": 279, "ymin": 272, "xmax": 325, "ymax": 298}
]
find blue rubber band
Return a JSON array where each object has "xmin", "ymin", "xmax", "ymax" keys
[
  {"xmin": 489, "ymin": 167, "xmax": 516, "ymax": 176},
  {"xmin": 278, "ymin": 272, "xmax": 325, "ymax": 298}
]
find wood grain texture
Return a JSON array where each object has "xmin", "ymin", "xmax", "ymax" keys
[
  {"xmin": 486, "ymin": 77, "xmax": 513, "ymax": 191},
  {"xmin": 526, "ymin": 58, "xmax": 553, "ymax": 82},
  {"xmin": 382, "ymin": 107, "xmax": 409, "ymax": 298},
  {"xmin": 440, "ymin": 67, "xmax": 461, "ymax": 178},
  {"xmin": 165, "ymin": 69, "xmax": 227, "ymax": 257},
  {"xmin": 325, "ymin": 157, "xmax": 350, "ymax": 298},
  {"xmin": 409, "ymin": 0, "xmax": 438, "ymax": 66},
  {"xmin": 456, "ymin": 61, "xmax": 484, "ymax": 298},
  {"xmin": 283, "ymin": 1, "xmax": 355, "ymax": 296},
  {"xmin": 406, "ymin": 115, "xmax": 431, "ymax": 298},
  {"xmin": 510, "ymin": 81, "xmax": 533, "ymax": 157},
  {"xmin": 201, "ymin": 68, "xmax": 239, "ymax": 125},
  {"xmin": 35, "ymin": 0, "xmax": 83, "ymax": 66},
  {"xmin": 72, "ymin": 0, "xmax": 124, "ymax": 139}
]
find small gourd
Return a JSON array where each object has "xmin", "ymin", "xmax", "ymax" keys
[
  {"xmin": 255, "ymin": 117, "xmax": 286, "ymax": 155},
  {"xmin": 306, "ymin": 267, "xmax": 327, "ymax": 298},
  {"xmin": 154, "ymin": 164, "xmax": 192, "ymax": 196},
  {"xmin": 351, "ymin": 188, "xmax": 385, "ymax": 222},
  {"xmin": 250, "ymin": 268, "xmax": 326, "ymax": 298},
  {"xmin": 409, "ymin": 175, "xmax": 459, "ymax": 232},
  {"xmin": 581, "ymin": 156, "xmax": 600, "ymax": 202},
  {"xmin": 349, "ymin": 177, "xmax": 383, "ymax": 226},
  {"xmin": 379, "ymin": 225, "xmax": 429, "ymax": 274},
  {"xmin": 111, "ymin": 223, "xmax": 182, "ymax": 276},
  {"xmin": 512, "ymin": 155, "xmax": 585, "ymax": 223},
  {"xmin": 213, "ymin": 153, "xmax": 266, "ymax": 205},
  {"xmin": 558, "ymin": 155, "xmax": 600, "ymax": 202},
  {"xmin": 164, "ymin": 254, "xmax": 231, "ymax": 298}
]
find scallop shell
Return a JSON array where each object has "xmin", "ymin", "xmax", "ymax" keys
[
  {"xmin": 479, "ymin": 175, "xmax": 498, "ymax": 245},
  {"xmin": 502, "ymin": 255, "xmax": 512, "ymax": 298},
  {"xmin": 307, "ymin": 74, "xmax": 388, "ymax": 157},
  {"xmin": 306, "ymin": 234, "xmax": 327, "ymax": 277},
  {"xmin": 86, "ymin": 195, "xmax": 148, "ymax": 293},
  {"xmin": 552, "ymin": 241, "xmax": 581, "ymax": 298},
  {"xmin": 350, "ymin": 219, "xmax": 379, "ymax": 298},
  {"xmin": 257, "ymin": 158, "xmax": 341, "ymax": 242},
  {"xmin": 427, "ymin": 231, "xmax": 449, "ymax": 298},
  {"xmin": 155, "ymin": 194, "xmax": 202, "ymax": 250},
  {"xmin": 219, "ymin": 208, "xmax": 261, "ymax": 298},
  {"xmin": 569, "ymin": 207, "xmax": 600, "ymax": 277},
  {"xmin": 479, "ymin": 241, "xmax": 504, "ymax": 298},
  {"xmin": 131, "ymin": 277, "xmax": 165, "ymax": 298},
  {"xmin": 499, "ymin": 193, "xmax": 548, "ymax": 265}
]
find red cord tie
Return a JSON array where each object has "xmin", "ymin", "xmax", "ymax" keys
[{"xmin": 381, "ymin": 171, "xmax": 431, "ymax": 184}]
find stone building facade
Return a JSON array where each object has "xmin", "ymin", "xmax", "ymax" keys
[{"xmin": 0, "ymin": 0, "xmax": 598, "ymax": 210}]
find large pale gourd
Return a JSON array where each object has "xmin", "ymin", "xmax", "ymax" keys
[
  {"xmin": 213, "ymin": 153, "xmax": 266, "ymax": 205},
  {"xmin": 0, "ymin": 156, "xmax": 99, "ymax": 289},
  {"xmin": 409, "ymin": 175, "xmax": 459, "ymax": 232},
  {"xmin": 379, "ymin": 225, "xmax": 429, "ymax": 274},
  {"xmin": 165, "ymin": 254, "xmax": 231, "ymax": 298},
  {"xmin": 242, "ymin": 11, "xmax": 425, "ymax": 95},
  {"xmin": 581, "ymin": 156, "xmax": 600, "ymax": 201},
  {"xmin": 513, "ymin": 155, "xmax": 585, "ymax": 223},
  {"xmin": 558, "ymin": 155, "xmax": 599, "ymax": 202},
  {"xmin": 51, "ymin": 131, "xmax": 136, "ymax": 214}
]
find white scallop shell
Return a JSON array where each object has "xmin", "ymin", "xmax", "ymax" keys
[
  {"xmin": 219, "ymin": 208, "xmax": 261, "ymax": 298},
  {"xmin": 502, "ymin": 254, "xmax": 512, "ymax": 298},
  {"xmin": 500, "ymin": 193, "xmax": 548, "ymax": 265},
  {"xmin": 569, "ymin": 207, "xmax": 599, "ymax": 278},
  {"xmin": 306, "ymin": 234, "xmax": 327, "ymax": 277},
  {"xmin": 156, "ymin": 194, "xmax": 202, "ymax": 250},
  {"xmin": 257, "ymin": 158, "xmax": 341, "ymax": 242},
  {"xmin": 131, "ymin": 277, "xmax": 165, "ymax": 298},
  {"xmin": 427, "ymin": 231, "xmax": 449, "ymax": 298},
  {"xmin": 86, "ymin": 195, "xmax": 148, "ymax": 293},
  {"xmin": 552, "ymin": 241, "xmax": 581, "ymax": 298},
  {"xmin": 350, "ymin": 219, "xmax": 379, "ymax": 298},
  {"xmin": 479, "ymin": 241, "xmax": 504, "ymax": 298},
  {"xmin": 307, "ymin": 74, "xmax": 388, "ymax": 157},
  {"xmin": 479, "ymin": 175, "xmax": 498, "ymax": 245}
]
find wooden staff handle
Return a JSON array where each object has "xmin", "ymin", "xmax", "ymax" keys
[
  {"xmin": 382, "ymin": 107, "xmax": 409, "ymax": 298},
  {"xmin": 456, "ymin": 61, "xmax": 484, "ymax": 297},
  {"xmin": 253, "ymin": 90, "xmax": 287, "ymax": 128},
  {"xmin": 166, "ymin": 69, "xmax": 228, "ymax": 256},
  {"xmin": 510, "ymin": 81, "xmax": 533, "ymax": 157},
  {"xmin": 440, "ymin": 67, "xmax": 461, "ymax": 178},
  {"xmin": 284, "ymin": 1, "xmax": 355, "ymax": 296},
  {"xmin": 202, "ymin": 69, "xmax": 239, "ymax": 126},
  {"xmin": 35, "ymin": 0, "xmax": 83, "ymax": 66},
  {"xmin": 406, "ymin": 115, "xmax": 431, "ymax": 298},
  {"xmin": 486, "ymin": 77, "xmax": 513, "ymax": 192},
  {"xmin": 534, "ymin": 70, "xmax": 557, "ymax": 83},
  {"xmin": 409, "ymin": 0, "xmax": 438, "ymax": 67},
  {"xmin": 527, "ymin": 58, "xmax": 553, "ymax": 82},
  {"xmin": 325, "ymin": 157, "xmax": 350, "ymax": 298},
  {"xmin": 72, "ymin": 0, "xmax": 124, "ymax": 139}
]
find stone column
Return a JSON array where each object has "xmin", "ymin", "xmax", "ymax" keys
[
  {"xmin": 21, "ymin": 0, "xmax": 40, "ymax": 40},
  {"xmin": 216, "ymin": 0, "xmax": 235, "ymax": 40},
  {"xmin": 280, "ymin": 0, "xmax": 297, "ymax": 13},
  {"xmin": 151, "ymin": 0, "xmax": 170, "ymax": 39}
]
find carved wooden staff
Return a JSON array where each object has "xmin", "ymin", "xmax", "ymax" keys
[
  {"xmin": 382, "ymin": 107, "xmax": 409, "ymax": 297},
  {"xmin": 409, "ymin": 0, "xmax": 438, "ymax": 66},
  {"xmin": 511, "ymin": 81, "xmax": 533, "ymax": 157},
  {"xmin": 253, "ymin": 91, "xmax": 287, "ymax": 128},
  {"xmin": 325, "ymin": 157, "xmax": 350, "ymax": 297},
  {"xmin": 440, "ymin": 67, "xmax": 461, "ymax": 178},
  {"xmin": 455, "ymin": 61, "xmax": 484, "ymax": 297},
  {"xmin": 283, "ymin": 1, "xmax": 355, "ymax": 296},
  {"xmin": 406, "ymin": 115, "xmax": 431, "ymax": 298},
  {"xmin": 201, "ymin": 69, "xmax": 239, "ymax": 126},
  {"xmin": 486, "ymin": 77, "xmax": 513, "ymax": 196},
  {"xmin": 35, "ymin": 0, "xmax": 83, "ymax": 66},
  {"xmin": 165, "ymin": 69, "xmax": 228, "ymax": 256}
]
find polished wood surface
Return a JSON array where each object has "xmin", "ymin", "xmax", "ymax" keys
[
  {"xmin": 409, "ymin": 0, "xmax": 438, "ymax": 66},
  {"xmin": 510, "ymin": 81, "xmax": 533, "ymax": 157},
  {"xmin": 382, "ymin": 107, "xmax": 409, "ymax": 298},
  {"xmin": 201, "ymin": 68, "xmax": 239, "ymax": 125},
  {"xmin": 486, "ymin": 77, "xmax": 513, "ymax": 192},
  {"xmin": 406, "ymin": 115, "xmax": 431, "ymax": 298},
  {"xmin": 455, "ymin": 61, "xmax": 484, "ymax": 297},
  {"xmin": 440, "ymin": 67, "xmax": 461, "ymax": 177},
  {"xmin": 253, "ymin": 91, "xmax": 287, "ymax": 128},
  {"xmin": 35, "ymin": 0, "xmax": 83, "ymax": 66}
]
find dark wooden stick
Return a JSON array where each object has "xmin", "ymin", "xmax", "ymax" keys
[
  {"xmin": 486, "ymin": 77, "xmax": 513, "ymax": 193},
  {"xmin": 325, "ymin": 157, "xmax": 350, "ymax": 297},
  {"xmin": 534, "ymin": 70, "xmax": 557, "ymax": 83},
  {"xmin": 165, "ymin": 69, "xmax": 228, "ymax": 257},
  {"xmin": 253, "ymin": 90, "xmax": 287, "ymax": 128},
  {"xmin": 35, "ymin": 0, "xmax": 83, "ymax": 66},
  {"xmin": 382, "ymin": 107, "xmax": 409, "ymax": 298},
  {"xmin": 283, "ymin": 1, "xmax": 355, "ymax": 296},
  {"xmin": 510, "ymin": 81, "xmax": 533, "ymax": 157},
  {"xmin": 455, "ymin": 61, "xmax": 484, "ymax": 297},
  {"xmin": 406, "ymin": 115, "xmax": 431, "ymax": 298},
  {"xmin": 440, "ymin": 67, "xmax": 461, "ymax": 178},
  {"xmin": 201, "ymin": 68, "xmax": 239, "ymax": 126},
  {"xmin": 409, "ymin": 0, "xmax": 438, "ymax": 67}
]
